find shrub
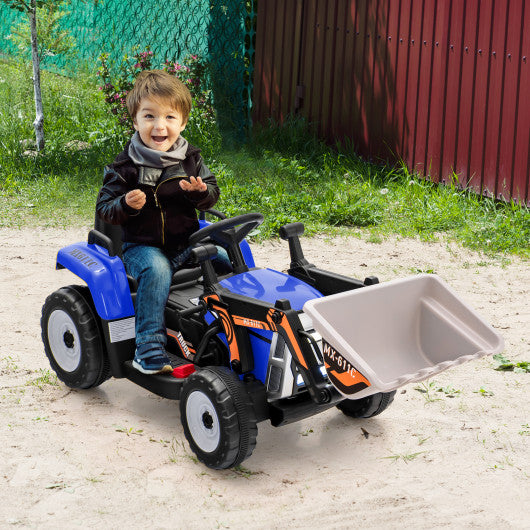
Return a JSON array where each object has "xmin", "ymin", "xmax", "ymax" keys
[{"xmin": 97, "ymin": 47, "xmax": 218, "ymax": 153}]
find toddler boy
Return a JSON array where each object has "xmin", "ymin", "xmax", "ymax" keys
[{"xmin": 96, "ymin": 70, "xmax": 220, "ymax": 374}]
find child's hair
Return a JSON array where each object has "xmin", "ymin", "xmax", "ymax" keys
[{"xmin": 126, "ymin": 70, "xmax": 192, "ymax": 122}]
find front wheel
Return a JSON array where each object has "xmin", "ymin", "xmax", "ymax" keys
[
  {"xmin": 41, "ymin": 286, "xmax": 110, "ymax": 389},
  {"xmin": 179, "ymin": 367, "xmax": 257, "ymax": 469},
  {"xmin": 337, "ymin": 391, "xmax": 396, "ymax": 418}
]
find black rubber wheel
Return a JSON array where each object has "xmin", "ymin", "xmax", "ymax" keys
[
  {"xmin": 41, "ymin": 286, "xmax": 110, "ymax": 389},
  {"xmin": 336, "ymin": 391, "xmax": 396, "ymax": 418},
  {"xmin": 179, "ymin": 366, "xmax": 258, "ymax": 469}
]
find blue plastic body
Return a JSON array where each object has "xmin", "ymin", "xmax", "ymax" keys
[
  {"xmin": 219, "ymin": 268, "xmax": 323, "ymax": 383},
  {"xmin": 220, "ymin": 268, "xmax": 322, "ymax": 310},
  {"xmin": 247, "ymin": 329, "xmax": 274, "ymax": 383},
  {"xmin": 56, "ymin": 243, "xmax": 134, "ymax": 321},
  {"xmin": 56, "ymin": 226, "xmax": 311, "ymax": 384}
]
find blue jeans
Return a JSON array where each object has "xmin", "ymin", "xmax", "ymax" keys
[{"xmin": 122, "ymin": 243, "xmax": 192, "ymax": 350}]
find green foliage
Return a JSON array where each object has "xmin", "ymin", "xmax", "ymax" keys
[
  {"xmin": 26, "ymin": 368, "xmax": 59, "ymax": 388},
  {"xmin": 2, "ymin": 0, "xmax": 47, "ymax": 12},
  {"xmin": 459, "ymin": 199, "xmax": 530, "ymax": 255},
  {"xmin": 383, "ymin": 451, "xmax": 426, "ymax": 463},
  {"xmin": 213, "ymin": 123, "xmax": 529, "ymax": 252},
  {"xmin": 493, "ymin": 354, "xmax": 530, "ymax": 373},
  {"xmin": 0, "ymin": 59, "xmax": 120, "ymax": 226},
  {"xmin": 97, "ymin": 47, "xmax": 155, "ymax": 134},
  {"xmin": 0, "ymin": 59, "xmax": 528, "ymax": 259},
  {"xmin": 473, "ymin": 387, "xmax": 495, "ymax": 397},
  {"xmin": 7, "ymin": 0, "xmax": 76, "ymax": 65}
]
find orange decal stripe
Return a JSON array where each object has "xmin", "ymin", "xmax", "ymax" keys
[
  {"xmin": 329, "ymin": 369, "xmax": 371, "ymax": 388},
  {"xmin": 204, "ymin": 294, "xmax": 240, "ymax": 362},
  {"xmin": 232, "ymin": 315, "xmax": 268, "ymax": 330},
  {"xmin": 217, "ymin": 307, "xmax": 239, "ymax": 362},
  {"xmin": 266, "ymin": 309, "xmax": 308, "ymax": 370}
]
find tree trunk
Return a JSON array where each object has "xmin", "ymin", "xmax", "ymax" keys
[{"xmin": 29, "ymin": 0, "xmax": 44, "ymax": 151}]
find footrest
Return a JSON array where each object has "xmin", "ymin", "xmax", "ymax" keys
[{"xmin": 123, "ymin": 360, "xmax": 185, "ymax": 400}]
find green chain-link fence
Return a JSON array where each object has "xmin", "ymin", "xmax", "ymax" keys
[{"xmin": 0, "ymin": 0, "xmax": 256, "ymax": 138}]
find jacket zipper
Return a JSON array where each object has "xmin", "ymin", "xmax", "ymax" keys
[
  {"xmin": 153, "ymin": 193, "xmax": 165, "ymax": 246},
  {"xmin": 154, "ymin": 176, "xmax": 181, "ymax": 247}
]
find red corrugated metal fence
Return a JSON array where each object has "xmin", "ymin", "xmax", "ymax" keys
[{"xmin": 253, "ymin": 0, "xmax": 530, "ymax": 205}]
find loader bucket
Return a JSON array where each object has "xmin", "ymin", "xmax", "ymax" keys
[{"xmin": 303, "ymin": 274, "xmax": 504, "ymax": 399}]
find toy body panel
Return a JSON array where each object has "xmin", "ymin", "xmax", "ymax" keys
[
  {"xmin": 219, "ymin": 268, "xmax": 322, "ymax": 310},
  {"xmin": 56, "ymin": 242, "xmax": 134, "ymax": 321}
]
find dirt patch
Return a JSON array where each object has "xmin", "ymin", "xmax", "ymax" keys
[{"xmin": 1, "ymin": 226, "xmax": 528, "ymax": 529}]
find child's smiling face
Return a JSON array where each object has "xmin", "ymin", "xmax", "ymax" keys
[{"xmin": 133, "ymin": 97, "xmax": 187, "ymax": 151}]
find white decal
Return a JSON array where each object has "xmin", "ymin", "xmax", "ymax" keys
[{"xmin": 108, "ymin": 317, "xmax": 135, "ymax": 343}]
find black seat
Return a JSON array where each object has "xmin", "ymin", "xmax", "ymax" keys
[{"xmin": 94, "ymin": 215, "xmax": 123, "ymax": 258}]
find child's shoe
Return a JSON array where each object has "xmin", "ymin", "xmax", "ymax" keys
[{"xmin": 132, "ymin": 344, "xmax": 172, "ymax": 375}]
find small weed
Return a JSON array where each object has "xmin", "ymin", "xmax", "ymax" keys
[
  {"xmin": 489, "ymin": 455, "xmax": 514, "ymax": 470},
  {"xmin": 231, "ymin": 464, "xmax": 263, "ymax": 479},
  {"xmin": 413, "ymin": 434, "xmax": 430, "ymax": 446},
  {"xmin": 383, "ymin": 451, "xmax": 426, "ymax": 464},
  {"xmin": 26, "ymin": 369, "xmax": 58, "ymax": 389},
  {"xmin": 45, "ymin": 483, "xmax": 68, "ymax": 490},
  {"xmin": 115, "ymin": 426, "xmax": 144, "ymax": 436},
  {"xmin": 414, "ymin": 381, "xmax": 442, "ymax": 403},
  {"xmin": 149, "ymin": 437, "xmax": 171, "ymax": 447},
  {"xmin": 519, "ymin": 424, "xmax": 529, "ymax": 436},
  {"xmin": 367, "ymin": 232, "xmax": 383, "ymax": 244},
  {"xmin": 410, "ymin": 267, "xmax": 436, "ymax": 274},
  {"xmin": 436, "ymin": 385, "xmax": 462, "ymax": 398},
  {"xmin": 300, "ymin": 428, "xmax": 314, "ymax": 437},
  {"xmin": 1, "ymin": 355, "xmax": 19, "ymax": 372},
  {"xmin": 208, "ymin": 487, "xmax": 223, "ymax": 498},
  {"xmin": 415, "ymin": 381, "xmax": 463, "ymax": 401},
  {"xmin": 169, "ymin": 438, "xmax": 198, "ymax": 464},
  {"xmin": 474, "ymin": 387, "xmax": 495, "ymax": 397},
  {"xmin": 32, "ymin": 416, "xmax": 49, "ymax": 422},
  {"xmin": 492, "ymin": 354, "xmax": 530, "ymax": 373}
]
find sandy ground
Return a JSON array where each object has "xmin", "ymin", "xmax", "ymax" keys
[{"xmin": 0, "ymin": 226, "xmax": 528, "ymax": 529}]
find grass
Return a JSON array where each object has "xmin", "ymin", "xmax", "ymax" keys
[
  {"xmin": 0, "ymin": 60, "xmax": 122, "ymax": 226},
  {"xmin": 26, "ymin": 368, "xmax": 59, "ymax": 388},
  {"xmin": 414, "ymin": 380, "xmax": 464, "ymax": 402},
  {"xmin": 382, "ymin": 451, "xmax": 426, "ymax": 463},
  {"xmin": 230, "ymin": 464, "xmax": 263, "ymax": 478},
  {"xmin": 1, "ymin": 59, "xmax": 528, "ymax": 257}
]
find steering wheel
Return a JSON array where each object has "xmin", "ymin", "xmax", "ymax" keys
[{"xmin": 189, "ymin": 212, "xmax": 264, "ymax": 249}]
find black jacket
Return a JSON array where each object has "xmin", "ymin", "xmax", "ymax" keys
[{"xmin": 96, "ymin": 141, "xmax": 220, "ymax": 251}]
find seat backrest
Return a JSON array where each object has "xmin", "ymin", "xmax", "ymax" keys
[{"xmin": 94, "ymin": 215, "xmax": 123, "ymax": 258}]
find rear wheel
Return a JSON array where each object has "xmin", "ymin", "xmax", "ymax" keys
[
  {"xmin": 41, "ymin": 286, "xmax": 110, "ymax": 389},
  {"xmin": 337, "ymin": 391, "xmax": 396, "ymax": 418},
  {"xmin": 179, "ymin": 367, "xmax": 257, "ymax": 469}
]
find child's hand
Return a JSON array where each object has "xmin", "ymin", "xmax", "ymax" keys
[
  {"xmin": 125, "ymin": 189, "xmax": 146, "ymax": 210},
  {"xmin": 180, "ymin": 176, "xmax": 207, "ymax": 193}
]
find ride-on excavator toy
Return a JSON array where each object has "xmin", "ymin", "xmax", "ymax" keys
[{"xmin": 41, "ymin": 211, "xmax": 503, "ymax": 469}]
